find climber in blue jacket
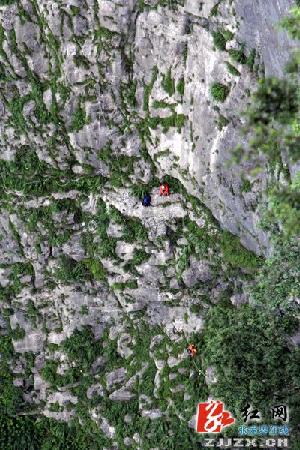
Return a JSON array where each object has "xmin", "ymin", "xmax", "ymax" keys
[{"xmin": 142, "ymin": 193, "xmax": 151, "ymax": 207}]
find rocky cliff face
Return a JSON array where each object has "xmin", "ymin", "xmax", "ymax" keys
[{"xmin": 0, "ymin": 0, "xmax": 295, "ymax": 447}]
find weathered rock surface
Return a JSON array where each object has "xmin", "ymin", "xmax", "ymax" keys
[{"xmin": 0, "ymin": 0, "xmax": 295, "ymax": 447}]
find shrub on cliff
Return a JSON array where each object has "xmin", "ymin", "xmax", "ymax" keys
[{"xmin": 210, "ymin": 82, "xmax": 230, "ymax": 102}]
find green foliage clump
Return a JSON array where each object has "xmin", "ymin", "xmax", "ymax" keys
[
  {"xmin": 10, "ymin": 325, "xmax": 25, "ymax": 340},
  {"xmin": 203, "ymin": 303, "xmax": 300, "ymax": 417},
  {"xmin": 281, "ymin": 6, "xmax": 300, "ymax": 40},
  {"xmin": 246, "ymin": 48, "xmax": 256, "ymax": 71},
  {"xmin": 121, "ymin": 80, "xmax": 137, "ymax": 108},
  {"xmin": 162, "ymin": 67, "xmax": 175, "ymax": 96},
  {"xmin": 264, "ymin": 180, "xmax": 300, "ymax": 238},
  {"xmin": 228, "ymin": 45, "xmax": 246, "ymax": 64},
  {"xmin": 210, "ymin": 1, "xmax": 222, "ymax": 16},
  {"xmin": 220, "ymin": 231, "xmax": 262, "ymax": 269},
  {"xmin": 233, "ymin": 73, "xmax": 299, "ymax": 181},
  {"xmin": 0, "ymin": 414, "xmax": 110, "ymax": 449},
  {"xmin": 216, "ymin": 114, "xmax": 229, "ymax": 130},
  {"xmin": 97, "ymin": 142, "xmax": 137, "ymax": 186},
  {"xmin": 62, "ymin": 326, "xmax": 101, "ymax": 369},
  {"xmin": 0, "ymin": 0, "xmax": 16, "ymax": 4},
  {"xmin": 251, "ymin": 238, "xmax": 300, "ymax": 315},
  {"xmin": 225, "ymin": 61, "xmax": 240, "ymax": 76},
  {"xmin": 176, "ymin": 77, "xmax": 185, "ymax": 96},
  {"xmin": 0, "ymin": 147, "xmax": 106, "ymax": 199},
  {"xmin": 108, "ymin": 204, "xmax": 149, "ymax": 243},
  {"xmin": 236, "ymin": 76, "xmax": 299, "ymax": 177},
  {"xmin": 212, "ymin": 31, "xmax": 227, "ymax": 51},
  {"xmin": 56, "ymin": 256, "xmax": 91, "ymax": 283},
  {"xmin": 8, "ymin": 95, "xmax": 27, "ymax": 131},
  {"xmin": 111, "ymin": 280, "xmax": 138, "ymax": 290},
  {"xmin": 70, "ymin": 103, "xmax": 90, "ymax": 132},
  {"xmin": 219, "ymin": 15, "xmax": 300, "ymax": 444},
  {"xmin": 240, "ymin": 177, "xmax": 251, "ymax": 193},
  {"xmin": 83, "ymin": 258, "xmax": 107, "ymax": 281},
  {"xmin": 176, "ymin": 217, "xmax": 217, "ymax": 277},
  {"xmin": 0, "ymin": 335, "xmax": 22, "ymax": 416},
  {"xmin": 148, "ymin": 113, "xmax": 186, "ymax": 132},
  {"xmin": 203, "ymin": 237, "xmax": 300, "ymax": 446},
  {"xmin": 93, "ymin": 201, "xmax": 117, "ymax": 259},
  {"xmin": 41, "ymin": 361, "xmax": 60, "ymax": 386},
  {"xmin": 210, "ymin": 82, "xmax": 230, "ymax": 102},
  {"xmin": 222, "ymin": 29, "xmax": 234, "ymax": 41},
  {"xmin": 73, "ymin": 55, "xmax": 90, "ymax": 70},
  {"xmin": 247, "ymin": 78, "xmax": 298, "ymax": 126},
  {"xmin": 70, "ymin": 5, "xmax": 80, "ymax": 15},
  {"xmin": 124, "ymin": 248, "xmax": 150, "ymax": 272},
  {"xmin": 0, "ymin": 262, "xmax": 34, "ymax": 302}
]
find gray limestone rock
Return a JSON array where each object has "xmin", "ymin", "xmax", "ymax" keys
[
  {"xmin": 87, "ymin": 383, "xmax": 105, "ymax": 400},
  {"xmin": 109, "ymin": 389, "xmax": 135, "ymax": 401},
  {"xmin": 106, "ymin": 367, "xmax": 127, "ymax": 391},
  {"xmin": 181, "ymin": 257, "xmax": 212, "ymax": 287},
  {"xmin": 0, "ymin": 0, "xmax": 295, "ymax": 441},
  {"xmin": 62, "ymin": 233, "xmax": 86, "ymax": 261},
  {"xmin": 205, "ymin": 366, "xmax": 218, "ymax": 385},
  {"xmin": 236, "ymin": 0, "xmax": 297, "ymax": 77}
]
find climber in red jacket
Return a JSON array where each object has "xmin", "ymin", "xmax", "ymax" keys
[
  {"xmin": 160, "ymin": 182, "xmax": 170, "ymax": 196},
  {"xmin": 187, "ymin": 344, "xmax": 197, "ymax": 358}
]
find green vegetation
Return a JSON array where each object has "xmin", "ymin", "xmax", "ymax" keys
[
  {"xmin": 207, "ymin": 8, "xmax": 300, "ymax": 448},
  {"xmin": 176, "ymin": 77, "xmax": 185, "ymax": 96},
  {"xmin": 83, "ymin": 258, "xmax": 107, "ymax": 281},
  {"xmin": 246, "ymin": 48, "xmax": 256, "ymax": 71},
  {"xmin": 56, "ymin": 256, "xmax": 91, "ymax": 283},
  {"xmin": 265, "ymin": 179, "xmax": 300, "ymax": 238},
  {"xmin": 211, "ymin": 28, "xmax": 233, "ymax": 51},
  {"xmin": 225, "ymin": 61, "xmax": 240, "ymax": 76},
  {"xmin": 210, "ymin": 1, "xmax": 223, "ymax": 17},
  {"xmin": 124, "ymin": 248, "xmax": 150, "ymax": 272},
  {"xmin": 70, "ymin": 103, "xmax": 90, "ymax": 132},
  {"xmin": 228, "ymin": 44, "xmax": 246, "ymax": 64},
  {"xmin": 97, "ymin": 142, "xmax": 138, "ymax": 187},
  {"xmin": 80, "ymin": 201, "xmax": 117, "ymax": 261},
  {"xmin": 0, "ymin": 335, "xmax": 22, "ymax": 416},
  {"xmin": 210, "ymin": 82, "xmax": 230, "ymax": 102},
  {"xmin": 247, "ymin": 78, "xmax": 298, "ymax": 127},
  {"xmin": 0, "ymin": 262, "xmax": 34, "ymax": 302},
  {"xmin": 0, "ymin": 0, "xmax": 16, "ymax": 4},
  {"xmin": 62, "ymin": 327, "xmax": 102, "ymax": 370},
  {"xmin": 111, "ymin": 280, "xmax": 138, "ymax": 290},
  {"xmin": 216, "ymin": 114, "xmax": 229, "ymax": 130},
  {"xmin": 10, "ymin": 325, "xmax": 25, "ymax": 340},
  {"xmin": 176, "ymin": 216, "xmax": 219, "ymax": 278},
  {"xmin": 203, "ymin": 303, "xmax": 300, "ymax": 417},
  {"xmin": 212, "ymin": 30, "xmax": 227, "ymax": 50},
  {"xmin": 240, "ymin": 177, "xmax": 251, "ymax": 192},
  {"xmin": 0, "ymin": 147, "xmax": 105, "ymax": 199},
  {"xmin": 0, "ymin": 3, "xmax": 299, "ymax": 449},
  {"xmin": 281, "ymin": 6, "xmax": 300, "ymax": 39},
  {"xmin": 108, "ymin": 205, "xmax": 149, "ymax": 242},
  {"xmin": 220, "ymin": 231, "xmax": 262, "ymax": 269},
  {"xmin": 0, "ymin": 414, "xmax": 111, "ymax": 449},
  {"xmin": 162, "ymin": 67, "xmax": 175, "ymax": 96},
  {"xmin": 138, "ymin": 0, "xmax": 184, "ymax": 11},
  {"xmin": 143, "ymin": 66, "xmax": 158, "ymax": 112},
  {"xmin": 222, "ymin": 29, "xmax": 234, "ymax": 41},
  {"xmin": 148, "ymin": 113, "xmax": 186, "ymax": 132},
  {"xmin": 70, "ymin": 5, "xmax": 80, "ymax": 16}
]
